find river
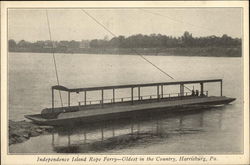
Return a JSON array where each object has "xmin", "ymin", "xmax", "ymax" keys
[{"xmin": 8, "ymin": 52, "xmax": 243, "ymax": 154}]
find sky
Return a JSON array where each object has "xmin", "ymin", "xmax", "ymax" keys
[{"xmin": 8, "ymin": 8, "xmax": 242, "ymax": 42}]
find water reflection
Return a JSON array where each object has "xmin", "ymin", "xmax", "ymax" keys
[{"xmin": 51, "ymin": 107, "xmax": 225, "ymax": 153}]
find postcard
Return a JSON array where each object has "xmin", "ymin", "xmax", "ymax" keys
[{"xmin": 1, "ymin": 1, "xmax": 249, "ymax": 164}]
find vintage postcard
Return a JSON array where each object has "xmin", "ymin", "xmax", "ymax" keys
[{"xmin": 1, "ymin": 1, "xmax": 249, "ymax": 165}]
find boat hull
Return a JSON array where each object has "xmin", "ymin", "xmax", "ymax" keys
[{"xmin": 25, "ymin": 96, "xmax": 236, "ymax": 126}]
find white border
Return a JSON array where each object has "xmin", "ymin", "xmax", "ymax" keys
[{"xmin": 1, "ymin": 1, "xmax": 249, "ymax": 165}]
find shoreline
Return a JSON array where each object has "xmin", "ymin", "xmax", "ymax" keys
[
  {"xmin": 9, "ymin": 47, "xmax": 242, "ymax": 57},
  {"xmin": 9, "ymin": 120, "xmax": 53, "ymax": 146}
]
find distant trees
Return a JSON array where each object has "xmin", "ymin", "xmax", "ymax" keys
[
  {"xmin": 8, "ymin": 32, "xmax": 241, "ymax": 52},
  {"xmin": 8, "ymin": 39, "xmax": 17, "ymax": 51},
  {"xmin": 181, "ymin": 31, "xmax": 194, "ymax": 47},
  {"xmin": 88, "ymin": 32, "xmax": 241, "ymax": 49}
]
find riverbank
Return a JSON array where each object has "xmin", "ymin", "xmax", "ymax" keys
[
  {"xmin": 9, "ymin": 46, "xmax": 241, "ymax": 57},
  {"xmin": 9, "ymin": 120, "xmax": 53, "ymax": 145}
]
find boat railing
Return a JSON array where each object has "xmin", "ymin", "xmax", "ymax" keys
[
  {"xmin": 51, "ymin": 79, "xmax": 222, "ymax": 110},
  {"xmin": 77, "ymin": 91, "xmax": 208, "ymax": 106}
]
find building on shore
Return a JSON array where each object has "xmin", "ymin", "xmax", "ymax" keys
[{"xmin": 80, "ymin": 40, "xmax": 90, "ymax": 49}]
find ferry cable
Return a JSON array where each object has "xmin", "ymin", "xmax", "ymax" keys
[
  {"xmin": 46, "ymin": 10, "xmax": 64, "ymax": 107},
  {"xmin": 81, "ymin": 9, "xmax": 192, "ymax": 92},
  {"xmin": 139, "ymin": 9, "xmax": 222, "ymax": 35},
  {"xmin": 139, "ymin": 9, "xmax": 223, "ymax": 57},
  {"xmin": 81, "ymin": 9, "xmax": 176, "ymax": 80}
]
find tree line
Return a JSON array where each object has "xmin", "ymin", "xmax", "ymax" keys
[{"xmin": 8, "ymin": 31, "xmax": 241, "ymax": 52}]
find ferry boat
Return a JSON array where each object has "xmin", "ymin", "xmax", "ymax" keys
[{"xmin": 25, "ymin": 79, "xmax": 235, "ymax": 126}]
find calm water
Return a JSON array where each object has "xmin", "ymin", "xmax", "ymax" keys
[{"xmin": 8, "ymin": 53, "xmax": 243, "ymax": 153}]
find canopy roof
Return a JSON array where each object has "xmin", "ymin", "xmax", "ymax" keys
[{"xmin": 52, "ymin": 79, "xmax": 222, "ymax": 93}]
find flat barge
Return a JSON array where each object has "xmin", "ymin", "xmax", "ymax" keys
[{"xmin": 25, "ymin": 79, "xmax": 235, "ymax": 126}]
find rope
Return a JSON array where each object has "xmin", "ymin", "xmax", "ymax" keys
[
  {"xmin": 129, "ymin": 47, "xmax": 175, "ymax": 79},
  {"xmin": 82, "ymin": 10, "xmax": 117, "ymax": 37},
  {"xmin": 80, "ymin": 9, "xmax": 192, "ymax": 91},
  {"xmin": 46, "ymin": 10, "xmax": 64, "ymax": 107},
  {"xmin": 81, "ymin": 10, "xmax": 175, "ymax": 79},
  {"xmin": 140, "ymin": 9, "xmax": 221, "ymax": 35}
]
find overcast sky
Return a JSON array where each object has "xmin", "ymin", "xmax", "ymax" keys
[{"xmin": 8, "ymin": 8, "xmax": 242, "ymax": 42}]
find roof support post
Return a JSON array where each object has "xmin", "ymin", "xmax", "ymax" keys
[
  {"xmin": 113, "ymin": 88, "xmax": 115, "ymax": 103},
  {"xmin": 52, "ymin": 88, "xmax": 54, "ymax": 111},
  {"xmin": 138, "ymin": 86, "xmax": 140, "ymax": 100},
  {"xmin": 101, "ymin": 89, "xmax": 104, "ymax": 107},
  {"xmin": 180, "ymin": 84, "xmax": 184, "ymax": 97},
  {"xmin": 161, "ymin": 85, "xmax": 164, "ymax": 98},
  {"xmin": 220, "ymin": 80, "xmax": 223, "ymax": 96},
  {"xmin": 68, "ymin": 91, "xmax": 70, "ymax": 107},
  {"xmin": 131, "ymin": 87, "xmax": 134, "ymax": 104},
  {"xmin": 157, "ymin": 85, "xmax": 160, "ymax": 101},
  {"xmin": 84, "ymin": 91, "xmax": 87, "ymax": 106},
  {"xmin": 200, "ymin": 83, "xmax": 204, "ymax": 96}
]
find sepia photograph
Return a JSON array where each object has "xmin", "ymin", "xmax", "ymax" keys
[{"xmin": 1, "ymin": 1, "xmax": 249, "ymax": 165}]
